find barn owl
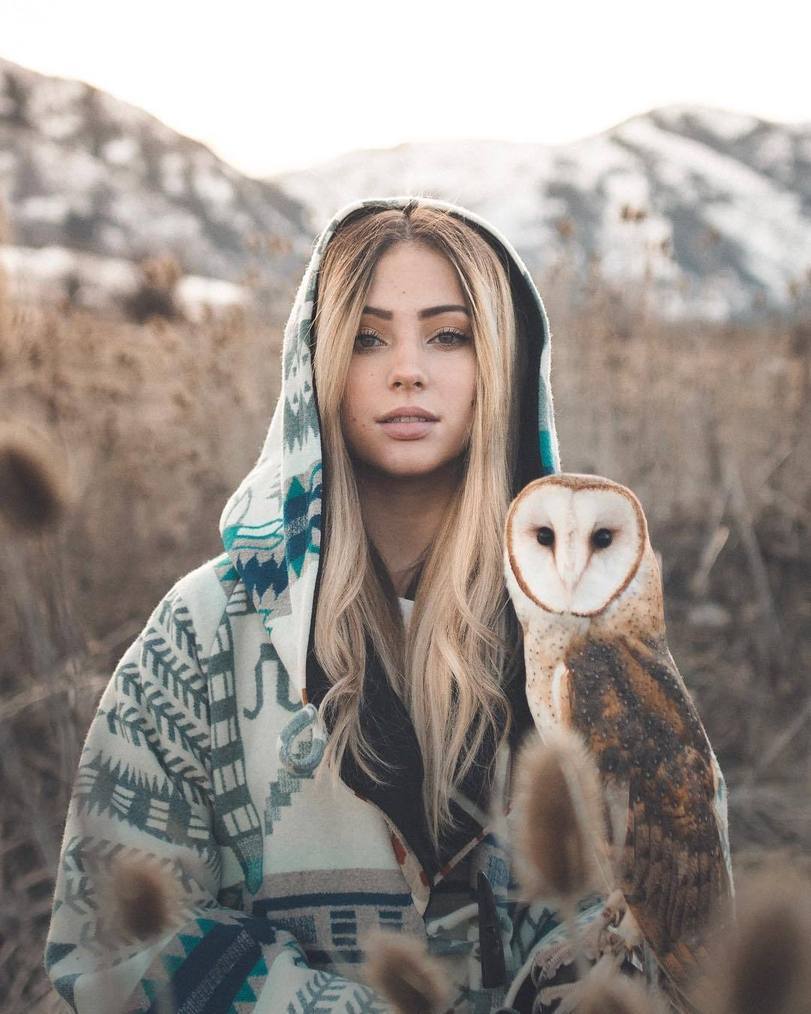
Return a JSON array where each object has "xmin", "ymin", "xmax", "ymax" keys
[{"xmin": 504, "ymin": 473, "xmax": 731, "ymax": 1006}]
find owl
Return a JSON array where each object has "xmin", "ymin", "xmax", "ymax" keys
[{"xmin": 504, "ymin": 473, "xmax": 731, "ymax": 1006}]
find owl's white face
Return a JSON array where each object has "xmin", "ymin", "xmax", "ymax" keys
[{"xmin": 505, "ymin": 476, "xmax": 646, "ymax": 618}]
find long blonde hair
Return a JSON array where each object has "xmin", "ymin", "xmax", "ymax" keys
[{"xmin": 311, "ymin": 201, "xmax": 523, "ymax": 846}]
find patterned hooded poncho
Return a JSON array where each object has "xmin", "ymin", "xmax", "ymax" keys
[{"xmin": 45, "ymin": 196, "xmax": 640, "ymax": 1013}]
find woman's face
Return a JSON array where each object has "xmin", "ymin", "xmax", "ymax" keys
[{"xmin": 340, "ymin": 241, "xmax": 476, "ymax": 481}]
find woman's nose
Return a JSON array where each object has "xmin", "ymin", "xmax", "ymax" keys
[
  {"xmin": 391, "ymin": 370, "xmax": 424, "ymax": 390},
  {"xmin": 388, "ymin": 342, "xmax": 427, "ymax": 389}
]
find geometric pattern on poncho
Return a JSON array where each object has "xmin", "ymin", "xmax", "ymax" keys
[
  {"xmin": 222, "ymin": 462, "xmax": 322, "ymax": 628},
  {"xmin": 207, "ymin": 608, "xmax": 264, "ymax": 894}
]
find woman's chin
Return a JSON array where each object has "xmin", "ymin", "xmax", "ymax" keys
[{"xmin": 359, "ymin": 452, "xmax": 466, "ymax": 484}]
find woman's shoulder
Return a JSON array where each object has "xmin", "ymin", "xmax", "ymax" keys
[{"xmin": 163, "ymin": 552, "xmax": 237, "ymax": 651}]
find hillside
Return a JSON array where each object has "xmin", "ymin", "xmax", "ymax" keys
[{"xmin": 273, "ymin": 106, "xmax": 811, "ymax": 321}]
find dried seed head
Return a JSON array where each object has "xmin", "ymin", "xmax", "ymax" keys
[
  {"xmin": 0, "ymin": 423, "xmax": 73, "ymax": 533},
  {"xmin": 108, "ymin": 856, "xmax": 183, "ymax": 943},
  {"xmin": 695, "ymin": 864, "xmax": 811, "ymax": 1014},
  {"xmin": 512, "ymin": 726, "xmax": 606, "ymax": 904},
  {"xmin": 363, "ymin": 930, "xmax": 452, "ymax": 1014},
  {"xmin": 141, "ymin": 254, "xmax": 182, "ymax": 292}
]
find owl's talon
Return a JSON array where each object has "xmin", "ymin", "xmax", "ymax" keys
[
  {"xmin": 602, "ymin": 888, "xmax": 627, "ymax": 922},
  {"xmin": 536, "ymin": 981, "xmax": 581, "ymax": 1014},
  {"xmin": 596, "ymin": 889, "xmax": 644, "ymax": 958}
]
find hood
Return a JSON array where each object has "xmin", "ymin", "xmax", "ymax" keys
[
  {"xmin": 219, "ymin": 196, "xmax": 560, "ymax": 876},
  {"xmin": 220, "ymin": 195, "xmax": 559, "ymax": 699}
]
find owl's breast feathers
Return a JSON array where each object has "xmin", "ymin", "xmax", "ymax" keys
[{"xmin": 564, "ymin": 632, "xmax": 731, "ymax": 989}]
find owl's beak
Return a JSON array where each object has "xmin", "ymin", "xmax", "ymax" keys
[{"xmin": 555, "ymin": 530, "xmax": 589, "ymax": 602}]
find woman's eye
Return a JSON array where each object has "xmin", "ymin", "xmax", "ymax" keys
[
  {"xmin": 431, "ymin": 329, "xmax": 469, "ymax": 347},
  {"xmin": 354, "ymin": 329, "xmax": 469, "ymax": 351},
  {"xmin": 354, "ymin": 331, "xmax": 383, "ymax": 349}
]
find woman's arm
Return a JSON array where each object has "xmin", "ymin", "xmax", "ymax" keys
[{"xmin": 44, "ymin": 579, "xmax": 390, "ymax": 1013}]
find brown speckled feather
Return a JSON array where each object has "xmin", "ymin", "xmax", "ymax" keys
[{"xmin": 565, "ymin": 631, "xmax": 731, "ymax": 989}]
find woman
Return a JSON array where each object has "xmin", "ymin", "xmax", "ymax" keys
[{"xmin": 45, "ymin": 196, "xmax": 721, "ymax": 1012}]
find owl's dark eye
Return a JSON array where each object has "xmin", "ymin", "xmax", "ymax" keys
[
  {"xmin": 592, "ymin": 528, "xmax": 613, "ymax": 549},
  {"xmin": 536, "ymin": 526, "xmax": 555, "ymax": 547}
]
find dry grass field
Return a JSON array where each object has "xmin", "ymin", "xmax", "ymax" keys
[{"xmin": 1, "ymin": 254, "xmax": 809, "ymax": 1010}]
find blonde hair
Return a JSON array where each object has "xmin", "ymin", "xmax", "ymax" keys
[{"xmin": 311, "ymin": 201, "xmax": 523, "ymax": 847}]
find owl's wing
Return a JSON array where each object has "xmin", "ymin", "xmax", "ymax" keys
[{"xmin": 566, "ymin": 634, "xmax": 731, "ymax": 987}]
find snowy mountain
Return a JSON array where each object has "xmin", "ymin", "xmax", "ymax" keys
[
  {"xmin": 0, "ymin": 56, "xmax": 311, "ymax": 307},
  {"xmin": 272, "ymin": 106, "xmax": 811, "ymax": 321},
  {"xmin": 1, "ymin": 55, "xmax": 809, "ymax": 321}
]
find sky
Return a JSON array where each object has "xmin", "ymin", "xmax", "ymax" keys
[{"xmin": 2, "ymin": 0, "xmax": 809, "ymax": 178}]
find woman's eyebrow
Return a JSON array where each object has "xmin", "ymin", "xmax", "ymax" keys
[{"xmin": 362, "ymin": 304, "xmax": 470, "ymax": 320}]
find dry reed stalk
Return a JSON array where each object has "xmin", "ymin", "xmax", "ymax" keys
[
  {"xmin": 744, "ymin": 695, "xmax": 811, "ymax": 785},
  {"xmin": 0, "ymin": 203, "xmax": 9, "ymax": 345},
  {"xmin": 509, "ymin": 727, "xmax": 610, "ymax": 1001},
  {"xmin": 541, "ymin": 954, "xmax": 661, "ymax": 1014},
  {"xmin": 722, "ymin": 455, "xmax": 787, "ymax": 679},
  {"xmin": 0, "ymin": 420, "xmax": 77, "ymax": 873},
  {"xmin": 512, "ymin": 727, "xmax": 607, "ymax": 905},
  {"xmin": 0, "ymin": 423, "xmax": 74, "ymax": 534},
  {"xmin": 693, "ymin": 864, "xmax": 811, "ymax": 1014},
  {"xmin": 363, "ymin": 929, "xmax": 452, "ymax": 1014},
  {"xmin": 0, "ymin": 673, "xmax": 107, "ymax": 727}
]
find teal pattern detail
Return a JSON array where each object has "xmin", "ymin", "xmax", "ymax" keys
[
  {"xmin": 140, "ymin": 629, "xmax": 208, "ymax": 722},
  {"xmin": 244, "ymin": 639, "xmax": 301, "ymax": 719},
  {"xmin": 213, "ymin": 550, "xmax": 240, "ymax": 588},
  {"xmin": 283, "ymin": 463, "xmax": 322, "ymax": 579},
  {"xmin": 53, "ymin": 974, "xmax": 79, "ymax": 1007},
  {"xmin": 275, "ymin": 649, "xmax": 302, "ymax": 713},
  {"xmin": 207, "ymin": 609, "xmax": 264, "ymax": 894},
  {"xmin": 264, "ymin": 765, "xmax": 308, "ymax": 835},
  {"xmin": 224, "ymin": 464, "xmax": 322, "ymax": 633},
  {"xmin": 285, "ymin": 970, "xmax": 387, "ymax": 1014},
  {"xmin": 283, "ymin": 375, "xmax": 320, "ymax": 456},
  {"xmin": 107, "ymin": 675, "xmax": 210, "ymax": 778},
  {"xmin": 75, "ymin": 751, "xmax": 214, "ymax": 850},
  {"xmin": 273, "ymin": 915, "xmax": 317, "ymax": 946},
  {"xmin": 158, "ymin": 594, "xmax": 202, "ymax": 667},
  {"xmin": 277, "ymin": 704, "xmax": 326, "ymax": 776},
  {"xmin": 44, "ymin": 942, "xmax": 76, "ymax": 971}
]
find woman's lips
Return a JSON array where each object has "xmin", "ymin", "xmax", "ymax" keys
[{"xmin": 378, "ymin": 419, "xmax": 437, "ymax": 440}]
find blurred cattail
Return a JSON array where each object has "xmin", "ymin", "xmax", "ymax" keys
[
  {"xmin": 142, "ymin": 254, "xmax": 182, "ymax": 292},
  {"xmin": 566, "ymin": 958, "xmax": 660, "ymax": 1014},
  {"xmin": 0, "ymin": 423, "xmax": 74, "ymax": 534},
  {"xmin": 694, "ymin": 865, "xmax": 811, "ymax": 1014},
  {"xmin": 108, "ymin": 855, "xmax": 182, "ymax": 943},
  {"xmin": 512, "ymin": 726, "xmax": 607, "ymax": 905},
  {"xmin": 125, "ymin": 254, "xmax": 183, "ymax": 324},
  {"xmin": 363, "ymin": 930, "xmax": 452, "ymax": 1014}
]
